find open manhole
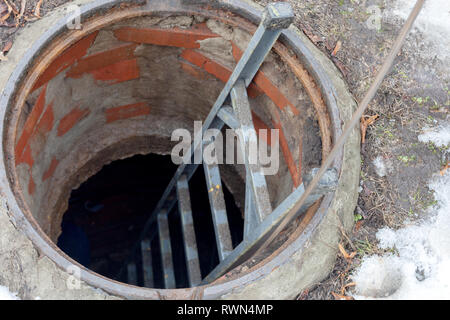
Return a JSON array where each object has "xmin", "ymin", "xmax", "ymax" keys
[
  {"xmin": 60, "ymin": 153, "xmax": 245, "ymax": 288},
  {"xmin": 0, "ymin": 0, "xmax": 359, "ymax": 299}
]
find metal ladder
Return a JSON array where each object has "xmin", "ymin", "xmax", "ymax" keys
[{"xmin": 123, "ymin": 2, "xmax": 338, "ymax": 288}]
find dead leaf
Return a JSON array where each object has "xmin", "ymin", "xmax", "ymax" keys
[
  {"xmin": 338, "ymin": 243, "xmax": 347, "ymax": 256},
  {"xmin": 333, "ymin": 58, "xmax": 348, "ymax": 77},
  {"xmin": 331, "ymin": 292, "xmax": 353, "ymax": 300},
  {"xmin": 331, "ymin": 40, "xmax": 342, "ymax": 56},
  {"xmin": 33, "ymin": 0, "xmax": 43, "ymax": 18},
  {"xmin": 360, "ymin": 114, "xmax": 379, "ymax": 144},
  {"xmin": 354, "ymin": 220, "xmax": 363, "ymax": 232},
  {"xmin": 338, "ymin": 243, "xmax": 357, "ymax": 260},
  {"xmin": 440, "ymin": 162, "xmax": 450, "ymax": 176},
  {"xmin": 23, "ymin": 14, "xmax": 37, "ymax": 22}
]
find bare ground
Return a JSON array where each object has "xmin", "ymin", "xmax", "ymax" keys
[{"xmin": 254, "ymin": 0, "xmax": 448, "ymax": 299}]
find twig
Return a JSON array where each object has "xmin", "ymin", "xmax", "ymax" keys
[
  {"xmin": 331, "ymin": 40, "xmax": 342, "ymax": 56},
  {"xmin": 33, "ymin": 0, "xmax": 43, "ymax": 18}
]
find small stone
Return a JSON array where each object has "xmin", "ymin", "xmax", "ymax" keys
[{"xmin": 415, "ymin": 267, "xmax": 426, "ymax": 282}]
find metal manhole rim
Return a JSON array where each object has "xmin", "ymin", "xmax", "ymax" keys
[{"xmin": 0, "ymin": 0, "xmax": 344, "ymax": 299}]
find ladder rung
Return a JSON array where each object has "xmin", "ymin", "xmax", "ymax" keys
[
  {"xmin": 137, "ymin": 116, "xmax": 226, "ymax": 247},
  {"xmin": 127, "ymin": 262, "xmax": 137, "ymax": 286},
  {"xmin": 157, "ymin": 211, "xmax": 176, "ymax": 289},
  {"xmin": 135, "ymin": 2, "xmax": 293, "ymax": 247},
  {"xmin": 203, "ymin": 160, "xmax": 233, "ymax": 261},
  {"xmin": 202, "ymin": 168, "xmax": 339, "ymax": 284},
  {"xmin": 140, "ymin": 239, "xmax": 154, "ymax": 288},
  {"xmin": 230, "ymin": 79, "xmax": 273, "ymax": 221},
  {"xmin": 176, "ymin": 175, "xmax": 202, "ymax": 287}
]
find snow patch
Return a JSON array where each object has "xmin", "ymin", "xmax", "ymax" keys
[
  {"xmin": 353, "ymin": 124, "xmax": 450, "ymax": 299},
  {"xmin": 0, "ymin": 286, "xmax": 19, "ymax": 300}
]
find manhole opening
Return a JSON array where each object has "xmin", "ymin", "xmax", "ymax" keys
[
  {"xmin": 58, "ymin": 153, "xmax": 243, "ymax": 288},
  {"xmin": 3, "ymin": 2, "xmax": 335, "ymax": 296}
]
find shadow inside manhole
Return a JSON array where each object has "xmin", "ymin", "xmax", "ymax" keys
[{"xmin": 57, "ymin": 153, "xmax": 243, "ymax": 288}]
